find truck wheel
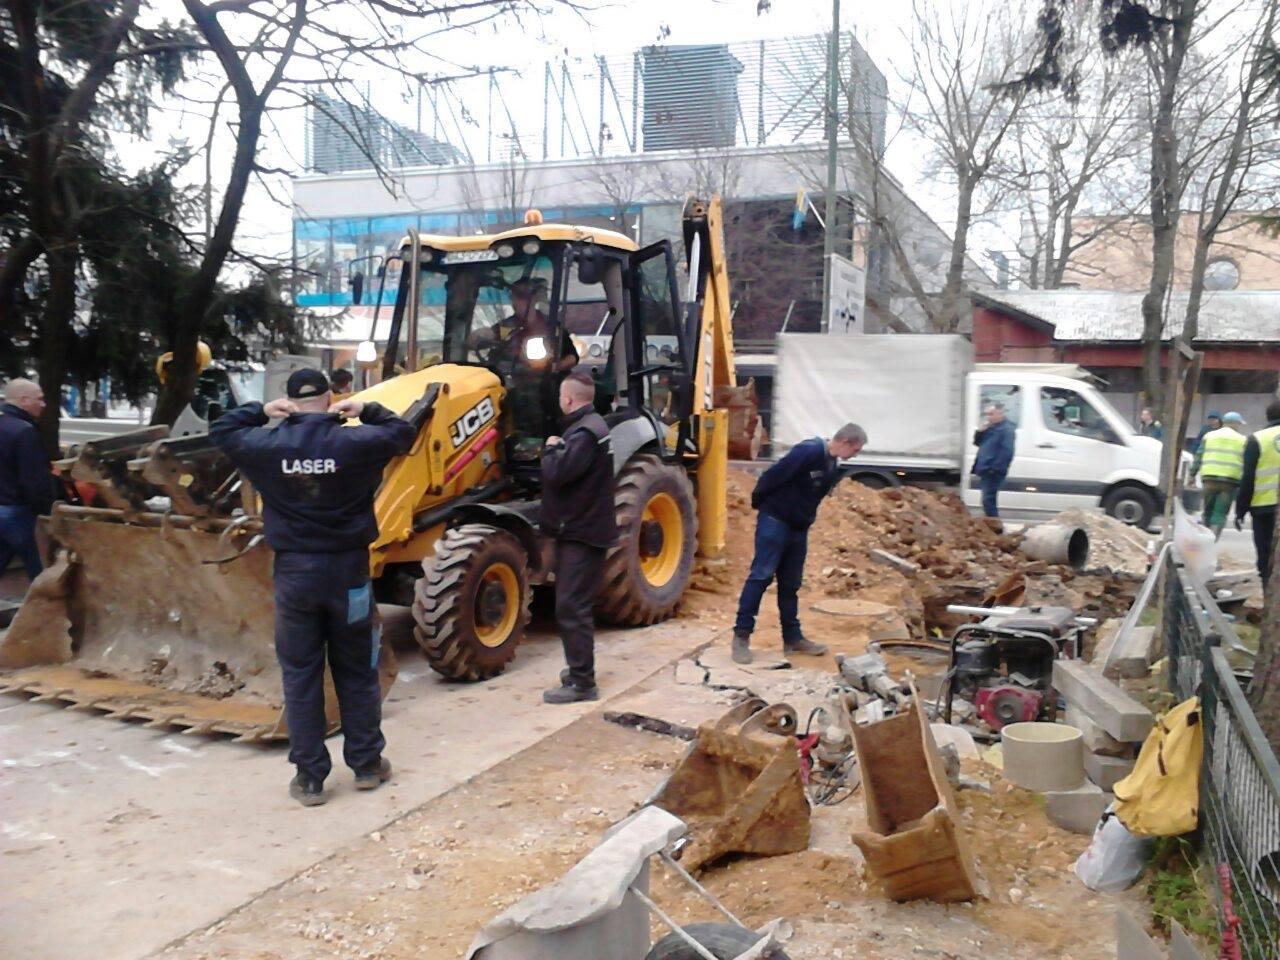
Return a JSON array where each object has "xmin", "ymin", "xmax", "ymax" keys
[
  {"xmin": 1102, "ymin": 485, "xmax": 1157, "ymax": 530},
  {"xmin": 597, "ymin": 454, "xmax": 698, "ymax": 626},
  {"xmin": 851, "ymin": 471, "xmax": 898, "ymax": 490},
  {"xmin": 413, "ymin": 524, "xmax": 531, "ymax": 681},
  {"xmin": 645, "ymin": 922, "xmax": 791, "ymax": 960}
]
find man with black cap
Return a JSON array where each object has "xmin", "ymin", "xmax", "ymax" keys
[{"xmin": 211, "ymin": 368, "xmax": 415, "ymax": 806}]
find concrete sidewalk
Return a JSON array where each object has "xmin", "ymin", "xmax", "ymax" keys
[{"xmin": 0, "ymin": 608, "xmax": 714, "ymax": 960}]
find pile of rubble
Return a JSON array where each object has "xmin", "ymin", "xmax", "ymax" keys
[{"xmin": 1047, "ymin": 507, "xmax": 1152, "ymax": 577}]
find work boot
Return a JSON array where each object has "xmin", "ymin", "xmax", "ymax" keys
[
  {"xmin": 289, "ymin": 773, "xmax": 326, "ymax": 807},
  {"xmin": 354, "ymin": 757, "xmax": 392, "ymax": 791},
  {"xmin": 783, "ymin": 636, "xmax": 828, "ymax": 657},
  {"xmin": 542, "ymin": 683, "xmax": 600, "ymax": 704},
  {"xmin": 731, "ymin": 632, "xmax": 753, "ymax": 665}
]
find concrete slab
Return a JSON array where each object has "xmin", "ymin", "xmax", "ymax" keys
[
  {"xmin": 1115, "ymin": 909, "xmax": 1163, "ymax": 960},
  {"xmin": 1053, "ymin": 660, "xmax": 1154, "ymax": 742},
  {"xmin": 0, "ymin": 609, "xmax": 713, "ymax": 960},
  {"xmin": 1064, "ymin": 704, "xmax": 1134, "ymax": 757},
  {"xmin": 1095, "ymin": 623, "xmax": 1158, "ymax": 679},
  {"xmin": 1045, "ymin": 781, "xmax": 1112, "ymax": 835},
  {"xmin": 1085, "ymin": 750, "xmax": 1136, "ymax": 792},
  {"xmin": 1170, "ymin": 920, "xmax": 1203, "ymax": 960}
]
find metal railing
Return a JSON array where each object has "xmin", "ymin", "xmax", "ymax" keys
[{"xmin": 1164, "ymin": 555, "xmax": 1280, "ymax": 959}]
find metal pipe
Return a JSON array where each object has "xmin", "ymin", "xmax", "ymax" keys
[{"xmin": 1020, "ymin": 524, "xmax": 1090, "ymax": 570}]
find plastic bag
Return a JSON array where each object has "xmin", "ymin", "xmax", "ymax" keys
[
  {"xmin": 1172, "ymin": 499, "xmax": 1217, "ymax": 584},
  {"xmin": 1074, "ymin": 808, "xmax": 1154, "ymax": 892}
]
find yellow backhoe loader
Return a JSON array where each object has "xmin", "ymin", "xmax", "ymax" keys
[{"xmin": 0, "ymin": 197, "xmax": 742, "ymax": 740}]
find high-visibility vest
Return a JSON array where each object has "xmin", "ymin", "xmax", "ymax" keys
[
  {"xmin": 1251, "ymin": 424, "xmax": 1280, "ymax": 508},
  {"xmin": 1199, "ymin": 427, "xmax": 1247, "ymax": 482}
]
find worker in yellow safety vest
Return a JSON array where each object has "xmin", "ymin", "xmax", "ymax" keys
[
  {"xmin": 1193, "ymin": 411, "xmax": 1248, "ymax": 539},
  {"xmin": 1235, "ymin": 400, "xmax": 1280, "ymax": 585}
]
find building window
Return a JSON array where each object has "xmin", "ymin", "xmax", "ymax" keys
[{"xmin": 1204, "ymin": 257, "xmax": 1240, "ymax": 291}]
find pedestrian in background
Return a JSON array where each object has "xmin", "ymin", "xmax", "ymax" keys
[
  {"xmin": 539, "ymin": 371, "xmax": 617, "ymax": 704},
  {"xmin": 329, "ymin": 368, "xmax": 355, "ymax": 402},
  {"xmin": 211, "ymin": 369, "xmax": 415, "ymax": 807},
  {"xmin": 731, "ymin": 424, "xmax": 867, "ymax": 665},
  {"xmin": 1236, "ymin": 399, "xmax": 1280, "ymax": 586},
  {"xmin": 1193, "ymin": 411, "xmax": 1247, "ymax": 539},
  {"xmin": 0, "ymin": 379, "xmax": 54, "ymax": 584},
  {"xmin": 972, "ymin": 402, "xmax": 1016, "ymax": 519},
  {"xmin": 1192, "ymin": 411, "xmax": 1223, "ymax": 454},
  {"xmin": 1138, "ymin": 407, "xmax": 1163, "ymax": 440}
]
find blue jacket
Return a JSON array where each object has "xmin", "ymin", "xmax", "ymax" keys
[
  {"xmin": 973, "ymin": 419, "xmax": 1016, "ymax": 476},
  {"xmin": 752, "ymin": 437, "xmax": 841, "ymax": 530},
  {"xmin": 0, "ymin": 403, "xmax": 55, "ymax": 513},
  {"xmin": 211, "ymin": 401, "xmax": 415, "ymax": 553}
]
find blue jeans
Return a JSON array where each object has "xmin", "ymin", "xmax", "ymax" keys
[
  {"xmin": 979, "ymin": 471, "xmax": 1006, "ymax": 518},
  {"xmin": 0, "ymin": 505, "xmax": 42, "ymax": 581},
  {"xmin": 734, "ymin": 513, "xmax": 809, "ymax": 643},
  {"xmin": 273, "ymin": 549, "xmax": 385, "ymax": 783}
]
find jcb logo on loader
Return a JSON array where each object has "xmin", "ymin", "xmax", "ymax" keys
[{"xmin": 449, "ymin": 397, "xmax": 496, "ymax": 449}]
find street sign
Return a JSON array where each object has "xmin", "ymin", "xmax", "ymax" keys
[{"xmin": 826, "ymin": 252, "xmax": 865, "ymax": 334}]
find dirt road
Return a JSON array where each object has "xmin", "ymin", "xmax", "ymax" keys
[{"xmin": 0, "ymin": 609, "xmax": 713, "ymax": 960}]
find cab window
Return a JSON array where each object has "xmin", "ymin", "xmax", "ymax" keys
[{"xmin": 1040, "ymin": 386, "xmax": 1122, "ymax": 444}]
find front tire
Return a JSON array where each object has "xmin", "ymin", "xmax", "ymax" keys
[
  {"xmin": 597, "ymin": 454, "xmax": 697, "ymax": 626},
  {"xmin": 1102, "ymin": 484, "xmax": 1157, "ymax": 530},
  {"xmin": 413, "ymin": 524, "xmax": 531, "ymax": 681}
]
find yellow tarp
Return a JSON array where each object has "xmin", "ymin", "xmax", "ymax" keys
[{"xmin": 1113, "ymin": 696, "xmax": 1203, "ymax": 838}]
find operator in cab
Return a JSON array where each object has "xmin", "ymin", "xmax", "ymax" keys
[
  {"xmin": 210, "ymin": 369, "xmax": 415, "ymax": 807},
  {"xmin": 470, "ymin": 277, "xmax": 578, "ymax": 376}
]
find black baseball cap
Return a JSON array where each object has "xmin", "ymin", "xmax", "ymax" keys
[{"xmin": 285, "ymin": 368, "xmax": 330, "ymax": 399}]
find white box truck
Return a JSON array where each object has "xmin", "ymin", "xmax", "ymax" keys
[{"xmin": 772, "ymin": 333, "xmax": 1170, "ymax": 527}]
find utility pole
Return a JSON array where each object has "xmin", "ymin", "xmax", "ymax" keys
[{"xmin": 820, "ymin": 0, "xmax": 840, "ymax": 333}]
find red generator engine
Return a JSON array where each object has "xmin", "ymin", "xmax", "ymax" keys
[{"xmin": 942, "ymin": 606, "xmax": 1086, "ymax": 734}]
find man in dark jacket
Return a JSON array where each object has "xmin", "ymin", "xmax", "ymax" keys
[
  {"xmin": 972, "ymin": 402, "xmax": 1017, "ymax": 518},
  {"xmin": 211, "ymin": 369, "xmax": 415, "ymax": 806},
  {"xmin": 1235, "ymin": 399, "xmax": 1280, "ymax": 585},
  {"xmin": 539, "ymin": 371, "xmax": 618, "ymax": 704},
  {"xmin": 0, "ymin": 379, "xmax": 55, "ymax": 583},
  {"xmin": 731, "ymin": 423, "xmax": 867, "ymax": 665}
]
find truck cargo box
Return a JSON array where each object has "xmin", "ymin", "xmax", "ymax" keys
[{"xmin": 773, "ymin": 334, "xmax": 973, "ymax": 468}]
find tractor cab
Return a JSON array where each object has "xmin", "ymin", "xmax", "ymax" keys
[{"xmin": 362, "ymin": 214, "xmax": 691, "ymax": 480}]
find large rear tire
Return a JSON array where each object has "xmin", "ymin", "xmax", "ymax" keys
[
  {"xmin": 597, "ymin": 454, "xmax": 697, "ymax": 626},
  {"xmin": 413, "ymin": 524, "xmax": 531, "ymax": 681}
]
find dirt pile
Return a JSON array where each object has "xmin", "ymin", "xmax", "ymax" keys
[{"xmin": 685, "ymin": 470, "xmax": 1142, "ymax": 635}]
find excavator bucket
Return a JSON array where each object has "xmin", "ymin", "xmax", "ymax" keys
[
  {"xmin": 0, "ymin": 507, "xmax": 397, "ymax": 741},
  {"xmin": 650, "ymin": 698, "xmax": 810, "ymax": 872}
]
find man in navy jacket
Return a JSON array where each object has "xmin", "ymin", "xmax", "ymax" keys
[
  {"xmin": 0, "ymin": 379, "xmax": 55, "ymax": 583},
  {"xmin": 211, "ymin": 369, "xmax": 414, "ymax": 807},
  {"xmin": 973, "ymin": 402, "xmax": 1017, "ymax": 518},
  {"xmin": 731, "ymin": 423, "xmax": 866, "ymax": 665}
]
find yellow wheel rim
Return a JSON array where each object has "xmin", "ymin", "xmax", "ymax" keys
[
  {"xmin": 475, "ymin": 562, "xmax": 519, "ymax": 648},
  {"xmin": 639, "ymin": 492, "xmax": 683, "ymax": 588}
]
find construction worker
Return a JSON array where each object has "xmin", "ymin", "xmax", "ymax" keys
[
  {"xmin": 329, "ymin": 368, "xmax": 354, "ymax": 402},
  {"xmin": 539, "ymin": 371, "xmax": 618, "ymax": 704},
  {"xmin": 210, "ymin": 369, "xmax": 415, "ymax": 806},
  {"xmin": 0, "ymin": 379, "xmax": 54, "ymax": 583},
  {"xmin": 1193, "ymin": 411, "xmax": 1247, "ymax": 539},
  {"xmin": 1192, "ymin": 411, "xmax": 1223, "ymax": 453},
  {"xmin": 1235, "ymin": 399, "xmax": 1280, "ymax": 585},
  {"xmin": 731, "ymin": 424, "xmax": 867, "ymax": 665},
  {"xmin": 972, "ymin": 402, "xmax": 1016, "ymax": 518}
]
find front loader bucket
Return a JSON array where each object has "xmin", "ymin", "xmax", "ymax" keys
[
  {"xmin": 650, "ymin": 698, "xmax": 810, "ymax": 872},
  {"xmin": 0, "ymin": 506, "xmax": 397, "ymax": 740}
]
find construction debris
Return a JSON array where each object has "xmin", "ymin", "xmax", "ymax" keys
[
  {"xmin": 1044, "ymin": 508, "xmax": 1151, "ymax": 577},
  {"xmin": 651, "ymin": 699, "xmax": 811, "ymax": 873},
  {"xmin": 850, "ymin": 696, "xmax": 984, "ymax": 903}
]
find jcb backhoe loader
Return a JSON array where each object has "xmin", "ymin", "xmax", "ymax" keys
[{"xmin": 0, "ymin": 197, "xmax": 741, "ymax": 740}]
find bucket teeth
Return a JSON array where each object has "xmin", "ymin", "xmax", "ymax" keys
[
  {"xmin": 144, "ymin": 713, "xmax": 182, "ymax": 729},
  {"xmin": 182, "ymin": 722, "xmax": 218, "ymax": 736},
  {"xmin": 29, "ymin": 688, "xmax": 73, "ymax": 703}
]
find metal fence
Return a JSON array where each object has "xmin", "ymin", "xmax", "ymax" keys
[{"xmin": 1164, "ymin": 555, "xmax": 1280, "ymax": 959}]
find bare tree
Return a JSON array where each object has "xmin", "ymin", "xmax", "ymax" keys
[
  {"xmin": 899, "ymin": 0, "xmax": 1036, "ymax": 331},
  {"xmin": 152, "ymin": 0, "xmax": 580, "ymax": 425}
]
